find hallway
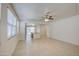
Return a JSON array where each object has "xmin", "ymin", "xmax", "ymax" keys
[{"xmin": 13, "ymin": 38, "xmax": 79, "ymax": 56}]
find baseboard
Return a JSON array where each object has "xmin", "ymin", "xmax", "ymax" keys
[{"xmin": 48, "ymin": 37, "xmax": 79, "ymax": 46}]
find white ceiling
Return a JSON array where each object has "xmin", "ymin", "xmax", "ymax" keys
[{"xmin": 13, "ymin": 3, "xmax": 78, "ymax": 23}]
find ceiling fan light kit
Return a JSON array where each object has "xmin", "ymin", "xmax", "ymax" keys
[
  {"xmin": 45, "ymin": 18, "xmax": 49, "ymax": 22},
  {"xmin": 40, "ymin": 11, "xmax": 54, "ymax": 22}
]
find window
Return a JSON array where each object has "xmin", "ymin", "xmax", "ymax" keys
[{"xmin": 7, "ymin": 8, "xmax": 17, "ymax": 39}]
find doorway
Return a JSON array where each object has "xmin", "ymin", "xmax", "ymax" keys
[{"xmin": 25, "ymin": 25, "xmax": 35, "ymax": 41}]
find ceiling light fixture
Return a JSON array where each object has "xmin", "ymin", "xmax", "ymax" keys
[{"xmin": 45, "ymin": 18, "xmax": 49, "ymax": 22}]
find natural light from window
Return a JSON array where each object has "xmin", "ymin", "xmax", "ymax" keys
[{"xmin": 7, "ymin": 8, "xmax": 17, "ymax": 39}]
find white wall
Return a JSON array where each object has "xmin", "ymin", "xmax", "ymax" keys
[
  {"xmin": 19, "ymin": 21, "xmax": 26, "ymax": 40},
  {"xmin": 48, "ymin": 15, "xmax": 79, "ymax": 45},
  {"xmin": 0, "ymin": 4, "xmax": 20, "ymax": 55},
  {"xmin": 0, "ymin": 3, "xmax": 1, "ymax": 20},
  {"xmin": 40, "ymin": 24, "xmax": 48, "ymax": 38}
]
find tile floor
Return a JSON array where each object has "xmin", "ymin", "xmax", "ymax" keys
[{"xmin": 12, "ymin": 38, "xmax": 79, "ymax": 56}]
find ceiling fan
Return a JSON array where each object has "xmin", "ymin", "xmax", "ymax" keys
[{"xmin": 40, "ymin": 11, "xmax": 54, "ymax": 22}]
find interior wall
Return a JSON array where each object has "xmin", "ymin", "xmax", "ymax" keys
[
  {"xmin": 0, "ymin": 4, "xmax": 1, "ymax": 45},
  {"xmin": 0, "ymin": 3, "xmax": 20, "ymax": 55},
  {"xmin": 40, "ymin": 24, "xmax": 48, "ymax": 38},
  {"xmin": 0, "ymin": 3, "xmax": 1, "ymax": 20},
  {"xmin": 19, "ymin": 21, "xmax": 26, "ymax": 40},
  {"xmin": 48, "ymin": 15, "xmax": 79, "ymax": 45}
]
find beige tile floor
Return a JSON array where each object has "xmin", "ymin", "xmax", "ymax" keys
[{"xmin": 12, "ymin": 38, "xmax": 79, "ymax": 56}]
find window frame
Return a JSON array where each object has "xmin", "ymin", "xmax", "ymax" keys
[{"xmin": 7, "ymin": 8, "xmax": 17, "ymax": 40}]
